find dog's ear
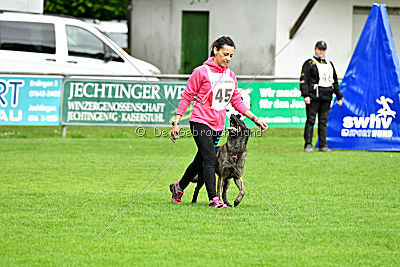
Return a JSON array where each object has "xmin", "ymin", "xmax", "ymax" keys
[{"xmin": 236, "ymin": 114, "xmax": 242, "ymax": 119}]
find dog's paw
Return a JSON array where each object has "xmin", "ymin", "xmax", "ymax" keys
[
  {"xmin": 226, "ymin": 203, "xmax": 232, "ymax": 208},
  {"xmin": 234, "ymin": 201, "xmax": 241, "ymax": 207}
]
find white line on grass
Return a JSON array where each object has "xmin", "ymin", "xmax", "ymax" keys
[{"xmin": 95, "ymin": 158, "xmax": 176, "ymax": 239}]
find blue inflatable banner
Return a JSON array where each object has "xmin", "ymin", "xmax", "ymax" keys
[
  {"xmin": 324, "ymin": 4, "xmax": 400, "ymax": 151},
  {"xmin": 0, "ymin": 76, "xmax": 62, "ymax": 126}
]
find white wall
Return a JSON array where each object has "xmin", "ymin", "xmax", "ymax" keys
[
  {"xmin": 131, "ymin": 0, "xmax": 400, "ymax": 77},
  {"xmin": 274, "ymin": 0, "xmax": 400, "ymax": 79},
  {"xmin": 352, "ymin": 5, "xmax": 400, "ymax": 58},
  {"xmin": 0, "ymin": 0, "xmax": 43, "ymax": 14},
  {"xmin": 131, "ymin": 0, "xmax": 276, "ymax": 74},
  {"xmin": 275, "ymin": 0, "xmax": 353, "ymax": 79}
]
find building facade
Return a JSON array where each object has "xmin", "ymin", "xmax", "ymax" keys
[
  {"xmin": 130, "ymin": 0, "xmax": 400, "ymax": 78},
  {"xmin": 0, "ymin": 0, "xmax": 43, "ymax": 14}
]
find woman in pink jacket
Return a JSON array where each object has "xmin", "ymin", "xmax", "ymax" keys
[{"xmin": 169, "ymin": 36, "xmax": 268, "ymax": 209}]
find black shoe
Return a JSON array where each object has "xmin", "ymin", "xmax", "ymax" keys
[
  {"xmin": 319, "ymin": 147, "xmax": 332, "ymax": 152},
  {"xmin": 304, "ymin": 144, "xmax": 314, "ymax": 152}
]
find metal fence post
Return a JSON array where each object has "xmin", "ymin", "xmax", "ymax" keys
[{"xmin": 61, "ymin": 125, "xmax": 67, "ymax": 138}]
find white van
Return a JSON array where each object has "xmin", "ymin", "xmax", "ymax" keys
[
  {"xmin": 84, "ymin": 19, "xmax": 128, "ymax": 50},
  {"xmin": 0, "ymin": 11, "xmax": 161, "ymax": 77}
]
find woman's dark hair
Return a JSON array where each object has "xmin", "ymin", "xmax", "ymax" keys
[{"xmin": 210, "ymin": 36, "xmax": 235, "ymax": 57}]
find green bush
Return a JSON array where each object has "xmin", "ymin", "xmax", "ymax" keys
[{"xmin": 44, "ymin": 0, "xmax": 128, "ymax": 20}]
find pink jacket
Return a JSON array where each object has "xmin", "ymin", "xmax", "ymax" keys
[{"xmin": 176, "ymin": 57, "xmax": 249, "ymax": 131}]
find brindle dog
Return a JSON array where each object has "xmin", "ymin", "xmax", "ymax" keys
[{"xmin": 191, "ymin": 114, "xmax": 251, "ymax": 207}]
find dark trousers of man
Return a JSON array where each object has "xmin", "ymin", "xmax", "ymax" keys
[
  {"xmin": 178, "ymin": 121, "xmax": 221, "ymax": 200},
  {"xmin": 304, "ymin": 100, "xmax": 331, "ymax": 148}
]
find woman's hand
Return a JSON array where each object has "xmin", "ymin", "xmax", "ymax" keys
[
  {"xmin": 170, "ymin": 116, "xmax": 182, "ymax": 143},
  {"xmin": 255, "ymin": 119, "xmax": 268, "ymax": 132},
  {"xmin": 171, "ymin": 125, "xmax": 180, "ymax": 143},
  {"xmin": 243, "ymin": 110, "xmax": 268, "ymax": 133},
  {"xmin": 337, "ymin": 99, "xmax": 343, "ymax": 106}
]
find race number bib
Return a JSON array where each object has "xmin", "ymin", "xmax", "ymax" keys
[
  {"xmin": 204, "ymin": 65, "xmax": 235, "ymax": 111},
  {"xmin": 226, "ymin": 89, "xmax": 251, "ymax": 119},
  {"xmin": 312, "ymin": 58, "xmax": 334, "ymax": 87}
]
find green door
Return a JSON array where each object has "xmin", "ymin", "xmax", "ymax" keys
[{"xmin": 180, "ymin": 11, "xmax": 209, "ymax": 74}]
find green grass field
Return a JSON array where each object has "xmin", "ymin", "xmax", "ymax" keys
[{"xmin": 0, "ymin": 126, "xmax": 399, "ymax": 266}]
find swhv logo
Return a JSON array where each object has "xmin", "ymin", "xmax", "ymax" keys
[
  {"xmin": 376, "ymin": 96, "xmax": 396, "ymax": 118},
  {"xmin": 341, "ymin": 96, "xmax": 397, "ymax": 138}
]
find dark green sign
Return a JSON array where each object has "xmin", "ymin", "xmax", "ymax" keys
[
  {"xmin": 61, "ymin": 79, "xmax": 193, "ymax": 126},
  {"xmin": 61, "ymin": 79, "xmax": 306, "ymax": 128},
  {"xmin": 237, "ymin": 82, "xmax": 306, "ymax": 128}
]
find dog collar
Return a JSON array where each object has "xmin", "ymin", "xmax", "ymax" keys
[{"xmin": 232, "ymin": 154, "xmax": 237, "ymax": 158}]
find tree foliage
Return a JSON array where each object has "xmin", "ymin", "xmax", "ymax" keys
[{"xmin": 44, "ymin": 0, "xmax": 128, "ymax": 20}]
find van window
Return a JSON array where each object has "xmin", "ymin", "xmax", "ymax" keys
[
  {"xmin": 0, "ymin": 21, "xmax": 56, "ymax": 54},
  {"xmin": 66, "ymin": 25, "xmax": 123, "ymax": 62}
]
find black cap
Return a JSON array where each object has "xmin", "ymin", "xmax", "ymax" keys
[{"xmin": 315, "ymin": 41, "xmax": 327, "ymax": 50}]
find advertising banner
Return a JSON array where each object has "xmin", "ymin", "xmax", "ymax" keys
[
  {"xmin": 236, "ymin": 82, "xmax": 306, "ymax": 128},
  {"xmin": 61, "ymin": 79, "xmax": 306, "ymax": 128},
  {"xmin": 61, "ymin": 79, "xmax": 192, "ymax": 126},
  {"xmin": 0, "ymin": 76, "xmax": 62, "ymax": 126},
  {"xmin": 324, "ymin": 4, "xmax": 400, "ymax": 151}
]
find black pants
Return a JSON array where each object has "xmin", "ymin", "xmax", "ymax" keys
[
  {"xmin": 178, "ymin": 121, "xmax": 222, "ymax": 200},
  {"xmin": 304, "ymin": 100, "xmax": 331, "ymax": 148}
]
